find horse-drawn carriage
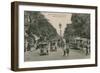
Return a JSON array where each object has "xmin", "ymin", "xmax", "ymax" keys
[
  {"xmin": 36, "ymin": 41, "xmax": 49, "ymax": 56},
  {"xmin": 50, "ymin": 40, "xmax": 57, "ymax": 51}
]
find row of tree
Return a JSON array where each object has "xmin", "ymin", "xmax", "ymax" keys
[
  {"xmin": 64, "ymin": 13, "xmax": 90, "ymax": 41},
  {"xmin": 24, "ymin": 11, "xmax": 58, "ymax": 43}
]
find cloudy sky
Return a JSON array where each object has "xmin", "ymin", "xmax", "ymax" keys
[{"xmin": 41, "ymin": 12, "xmax": 72, "ymax": 36}]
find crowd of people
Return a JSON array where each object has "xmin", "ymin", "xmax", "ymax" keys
[{"xmin": 24, "ymin": 35, "xmax": 90, "ymax": 56}]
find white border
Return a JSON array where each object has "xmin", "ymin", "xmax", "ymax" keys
[{"xmin": 18, "ymin": 5, "xmax": 96, "ymax": 68}]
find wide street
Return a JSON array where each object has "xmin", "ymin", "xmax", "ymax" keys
[{"xmin": 24, "ymin": 47, "xmax": 90, "ymax": 62}]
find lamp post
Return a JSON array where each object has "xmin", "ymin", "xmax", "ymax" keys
[
  {"xmin": 59, "ymin": 23, "xmax": 62, "ymax": 48},
  {"xmin": 59, "ymin": 23, "xmax": 62, "ymax": 37}
]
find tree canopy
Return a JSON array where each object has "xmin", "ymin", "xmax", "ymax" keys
[
  {"xmin": 64, "ymin": 13, "xmax": 90, "ymax": 40},
  {"xmin": 24, "ymin": 11, "xmax": 58, "ymax": 41}
]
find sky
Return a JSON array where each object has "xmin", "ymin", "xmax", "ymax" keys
[{"xmin": 41, "ymin": 12, "xmax": 72, "ymax": 36}]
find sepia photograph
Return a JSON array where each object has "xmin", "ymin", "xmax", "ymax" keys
[
  {"xmin": 24, "ymin": 11, "xmax": 91, "ymax": 62},
  {"xmin": 11, "ymin": 2, "xmax": 97, "ymax": 71}
]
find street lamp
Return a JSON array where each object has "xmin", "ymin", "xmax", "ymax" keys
[{"xmin": 59, "ymin": 23, "xmax": 62, "ymax": 37}]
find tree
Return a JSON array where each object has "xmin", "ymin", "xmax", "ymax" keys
[
  {"xmin": 64, "ymin": 13, "xmax": 90, "ymax": 40},
  {"xmin": 24, "ymin": 11, "xmax": 58, "ymax": 43},
  {"xmin": 72, "ymin": 13, "xmax": 90, "ymax": 39}
]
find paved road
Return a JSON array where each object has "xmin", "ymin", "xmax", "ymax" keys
[{"xmin": 24, "ymin": 47, "xmax": 90, "ymax": 62}]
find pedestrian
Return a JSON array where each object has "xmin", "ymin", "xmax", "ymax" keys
[
  {"xmin": 63, "ymin": 45, "xmax": 70, "ymax": 56},
  {"xmin": 63, "ymin": 39, "xmax": 70, "ymax": 56},
  {"xmin": 86, "ymin": 44, "xmax": 90, "ymax": 55}
]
